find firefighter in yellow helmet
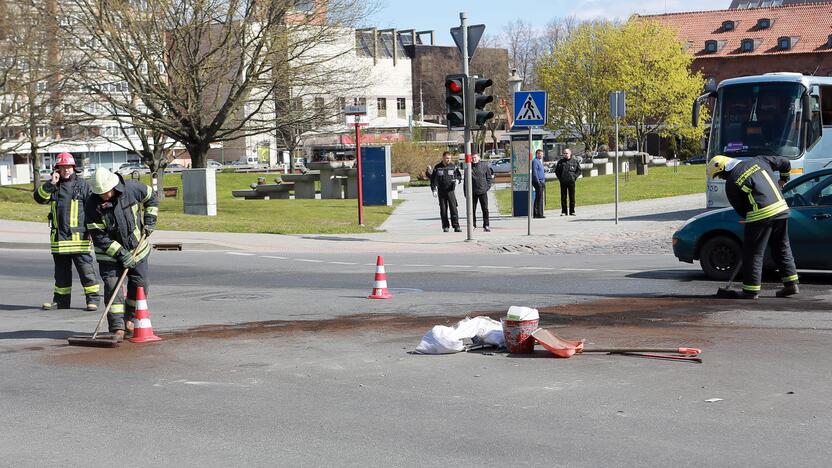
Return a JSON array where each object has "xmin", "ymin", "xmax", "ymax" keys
[
  {"xmin": 709, "ymin": 155, "xmax": 798, "ymax": 299},
  {"xmin": 85, "ymin": 168, "xmax": 158, "ymax": 340},
  {"xmin": 33, "ymin": 152, "xmax": 101, "ymax": 311}
]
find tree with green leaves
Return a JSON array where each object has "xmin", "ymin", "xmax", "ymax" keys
[
  {"xmin": 608, "ymin": 19, "xmax": 705, "ymax": 153},
  {"xmin": 536, "ymin": 21, "xmax": 617, "ymax": 154}
]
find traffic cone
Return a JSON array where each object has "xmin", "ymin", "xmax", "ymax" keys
[
  {"xmin": 128, "ymin": 286, "xmax": 161, "ymax": 343},
  {"xmin": 368, "ymin": 256, "xmax": 392, "ymax": 299}
]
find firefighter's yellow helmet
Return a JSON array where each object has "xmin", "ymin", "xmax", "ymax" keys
[
  {"xmin": 91, "ymin": 168, "xmax": 120, "ymax": 194},
  {"xmin": 707, "ymin": 155, "xmax": 735, "ymax": 178}
]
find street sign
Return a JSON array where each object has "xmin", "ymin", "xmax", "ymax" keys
[
  {"xmin": 450, "ymin": 24, "xmax": 486, "ymax": 61},
  {"xmin": 346, "ymin": 114, "xmax": 369, "ymax": 125},
  {"xmin": 609, "ymin": 91, "xmax": 626, "ymax": 118},
  {"xmin": 344, "ymin": 105, "xmax": 367, "ymax": 115},
  {"xmin": 513, "ymin": 91, "xmax": 547, "ymax": 127}
]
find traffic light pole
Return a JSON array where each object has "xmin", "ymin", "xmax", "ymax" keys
[{"xmin": 460, "ymin": 12, "xmax": 474, "ymax": 241}]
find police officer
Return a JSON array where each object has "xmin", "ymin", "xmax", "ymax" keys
[
  {"xmin": 86, "ymin": 168, "xmax": 158, "ymax": 340},
  {"xmin": 708, "ymin": 155, "xmax": 798, "ymax": 299},
  {"xmin": 33, "ymin": 152, "xmax": 101, "ymax": 311},
  {"xmin": 430, "ymin": 151, "xmax": 462, "ymax": 232}
]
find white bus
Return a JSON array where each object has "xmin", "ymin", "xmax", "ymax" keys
[{"xmin": 693, "ymin": 73, "xmax": 832, "ymax": 207}]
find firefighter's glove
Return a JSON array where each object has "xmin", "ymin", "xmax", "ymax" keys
[
  {"xmin": 118, "ymin": 250, "xmax": 138, "ymax": 269},
  {"xmin": 432, "ymin": 190, "xmax": 438, "ymax": 198},
  {"xmin": 143, "ymin": 227, "xmax": 154, "ymax": 238}
]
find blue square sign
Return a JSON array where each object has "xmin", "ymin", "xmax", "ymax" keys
[{"xmin": 513, "ymin": 91, "xmax": 547, "ymax": 127}]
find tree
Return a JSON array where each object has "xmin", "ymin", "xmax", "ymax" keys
[
  {"xmin": 2, "ymin": 0, "xmax": 81, "ymax": 187},
  {"xmin": 608, "ymin": 20, "xmax": 705, "ymax": 153},
  {"xmin": 536, "ymin": 21, "xmax": 616, "ymax": 154},
  {"xmin": 64, "ymin": 0, "xmax": 374, "ymax": 169},
  {"xmin": 502, "ymin": 19, "xmax": 542, "ymax": 89}
]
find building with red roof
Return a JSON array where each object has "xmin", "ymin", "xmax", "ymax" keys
[{"xmin": 641, "ymin": 2, "xmax": 832, "ymax": 84}]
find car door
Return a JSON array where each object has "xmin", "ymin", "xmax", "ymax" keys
[{"xmin": 786, "ymin": 172, "xmax": 832, "ymax": 269}]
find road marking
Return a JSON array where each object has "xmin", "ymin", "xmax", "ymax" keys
[
  {"xmin": 559, "ymin": 268, "xmax": 597, "ymax": 271},
  {"xmin": 296, "ymin": 259, "xmax": 323, "ymax": 263},
  {"xmin": 441, "ymin": 264, "xmax": 471, "ymax": 268},
  {"xmin": 226, "ymin": 252, "xmax": 255, "ymax": 256},
  {"xmin": 479, "ymin": 265, "xmax": 511, "ymax": 269},
  {"xmin": 602, "ymin": 269, "xmax": 641, "ymax": 273},
  {"xmin": 261, "ymin": 256, "xmax": 287, "ymax": 260},
  {"xmin": 519, "ymin": 266, "xmax": 556, "ymax": 271},
  {"xmin": 328, "ymin": 261, "xmax": 358, "ymax": 265},
  {"xmin": 402, "ymin": 264, "xmax": 431, "ymax": 267}
]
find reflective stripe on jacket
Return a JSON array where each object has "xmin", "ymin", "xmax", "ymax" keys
[
  {"xmin": 32, "ymin": 174, "xmax": 93, "ymax": 254},
  {"xmin": 86, "ymin": 175, "xmax": 158, "ymax": 263},
  {"xmin": 725, "ymin": 156, "xmax": 791, "ymax": 223}
]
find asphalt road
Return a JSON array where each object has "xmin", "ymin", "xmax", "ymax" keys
[{"xmin": 2, "ymin": 248, "xmax": 831, "ymax": 466}]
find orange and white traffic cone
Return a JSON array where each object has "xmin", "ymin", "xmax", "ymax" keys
[
  {"xmin": 368, "ymin": 256, "xmax": 392, "ymax": 299},
  {"xmin": 128, "ymin": 286, "xmax": 161, "ymax": 343}
]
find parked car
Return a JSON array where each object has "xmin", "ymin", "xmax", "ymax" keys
[
  {"xmin": 490, "ymin": 158, "xmax": 511, "ymax": 174},
  {"xmin": 165, "ymin": 163, "xmax": 186, "ymax": 173},
  {"xmin": 206, "ymin": 160, "xmax": 224, "ymax": 169},
  {"xmin": 686, "ymin": 155, "xmax": 707, "ymax": 165},
  {"xmin": 673, "ymin": 168, "xmax": 832, "ymax": 280},
  {"xmin": 116, "ymin": 162, "xmax": 150, "ymax": 175}
]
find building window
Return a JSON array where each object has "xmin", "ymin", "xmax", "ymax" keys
[
  {"xmin": 396, "ymin": 98, "xmax": 406, "ymax": 119},
  {"xmin": 705, "ymin": 40, "xmax": 718, "ymax": 53},
  {"xmin": 756, "ymin": 18, "xmax": 770, "ymax": 29},
  {"xmin": 337, "ymin": 97, "xmax": 346, "ymax": 114},
  {"xmin": 778, "ymin": 36, "xmax": 791, "ymax": 50},
  {"xmin": 377, "ymin": 98, "xmax": 387, "ymax": 117},
  {"xmin": 741, "ymin": 39, "xmax": 755, "ymax": 52},
  {"xmin": 722, "ymin": 21, "xmax": 735, "ymax": 32}
]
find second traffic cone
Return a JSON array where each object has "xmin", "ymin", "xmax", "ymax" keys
[
  {"xmin": 128, "ymin": 286, "xmax": 161, "ymax": 343},
  {"xmin": 368, "ymin": 256, "xmax": 392, "ymax": 299}
]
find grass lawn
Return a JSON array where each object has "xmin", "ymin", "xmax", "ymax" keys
[
  {"xmin": 496, "ymin": 165, "xmax": 707, "ymax": 215},
  {"xmin": 0, "ymin": 172, "xmax": 398, "ymax": 234}
]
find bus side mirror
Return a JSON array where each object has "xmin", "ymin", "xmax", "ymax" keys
[
  {"xmin": 692, "ymin": 100, "xmax": 700, "ymax": 128},
  {"xmin": 802, "ymin": 92, "xmax": 812, "ymax": 122}
]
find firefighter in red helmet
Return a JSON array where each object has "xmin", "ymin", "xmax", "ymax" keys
[{"xmin": 33, "ymin": 152, "xmax": 101, "ymax": 310}]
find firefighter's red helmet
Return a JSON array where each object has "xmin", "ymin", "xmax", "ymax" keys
[{"xmin": 55, "ymin": 152, "xmax": 76, "ymax": 167}]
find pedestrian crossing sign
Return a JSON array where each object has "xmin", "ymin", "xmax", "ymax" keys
[{"xmin": 513, "ymin": 91, "xmax": 547, "ymax": 127}]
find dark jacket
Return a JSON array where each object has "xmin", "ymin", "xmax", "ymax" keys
[
  {"xmin": 33, "ymin": 174, "xmax": 94, "ymax": 254},
  {"xmin": 555, "ymin": 157, "xmax": 581, "ymax": 183},
  {"xmin": 430, "ymin": 161, "xmax": 462, "ymax": 193},
  {"xmin": 85, "ymin": 175, "xmax": 158, "ymax": 263},
  {"xmin": 466, "ymin": 161, "xmax": 494, "ymax": 195},
  {"xmin": 725, "ymin": 156, "xmax": 791, "ymax": 223}
]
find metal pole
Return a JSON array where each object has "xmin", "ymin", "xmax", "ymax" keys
[
  {"xmin": 615, "ymin": 114, "xmax": 620, "ymax": 225},
  {"xmin": 527, "ymin": 126, "xmax": 532, "ymax": 236},
  {"xmin": 356, "ymin": 123, "xmax": 364, "ymax": 226},
  {"xmin": 461, "ymin": 12, "xmax": 474, "ymax": 241}
]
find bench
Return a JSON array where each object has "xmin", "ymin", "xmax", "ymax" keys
[
  {"xmin": 231, "ymin": 182, "xmax": 294, "ymax": 200},
  {"xmin": 390, "ymin": 173, "xmax": 411, "ymax": 200}
]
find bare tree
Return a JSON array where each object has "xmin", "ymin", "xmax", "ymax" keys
[
  {"xmin": 1, "ymin": 0, "xmax": 82, "ymax": 186},
  {"xmin": 502, "ymin": 19, "xmax": 542, "ymax": 89},
  {"xmin": 64, "ymin": 0, "xmax": 375, "ymax": 170}
]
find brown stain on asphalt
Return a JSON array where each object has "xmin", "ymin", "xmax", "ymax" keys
[{"xmin": 41, "ymin": 295, "xmax": 828, "ymax": 366}]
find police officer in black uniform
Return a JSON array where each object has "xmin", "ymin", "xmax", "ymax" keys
[
  {"xmin": 430, "ymin": 151, "xmax": 462, "ymax": 232},
  {"xmin": 709, "ymin": 155, "xmax": 799, "ymax": 299}
]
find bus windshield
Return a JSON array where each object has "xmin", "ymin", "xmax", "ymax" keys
[{"xmin": 708, "ymin": 82, "xmax": 806, "ymax": 159}]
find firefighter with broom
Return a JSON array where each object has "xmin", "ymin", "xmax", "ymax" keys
[
  {"xmin": 33, "ymin": 152, "xmax": 101, "ymax": 311},
  {"xmin": 708, "ymin": 155, "xmax": 799, "ymax": 299},
  {"xmin": 85, "ymin": 168, "xmax": 158, "ymax": 341}
]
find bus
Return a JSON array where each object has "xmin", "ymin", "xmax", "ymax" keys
[{"xmin": 693, "ymin": 73, "xmax": 832, "ymax": 208}]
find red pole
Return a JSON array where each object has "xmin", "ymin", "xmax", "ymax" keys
[{"xmin": 356, "ymin": 123, "xmax": 364, "ymax": 226}]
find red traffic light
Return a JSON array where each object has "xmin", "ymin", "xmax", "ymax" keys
[{"xmin": 447, "ymin": 80, "xmax": 463, "ymax": 93}]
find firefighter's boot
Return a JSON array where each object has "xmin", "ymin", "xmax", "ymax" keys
[{"xmin": 776, "ymin": 283, "xmax": 799, "ymax": 298}]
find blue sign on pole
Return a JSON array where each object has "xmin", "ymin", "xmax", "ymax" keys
[{"xmin": 513, "ymin": 91, "xmax": 547, "ymax": 127}]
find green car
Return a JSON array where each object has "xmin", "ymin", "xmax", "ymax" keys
[{"xmin": 673, "ymin": 168, "xmax": 832, "ymax": 280}]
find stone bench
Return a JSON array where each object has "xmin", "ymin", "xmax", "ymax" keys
[
  {"xmin": 232, "ymin": 182, "xmax": 294, "ymax": 200},
  {"xmin": 281, "ymin": 171, "xmax": 320, "ymax": 199},
  {"xmin": 391, "ymin": 173, "xmax": 410, "ymax": 200}
]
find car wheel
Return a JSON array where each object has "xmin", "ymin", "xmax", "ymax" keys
[{"xmin": 700, "ymin": 235, "xmax": 741, "ymax": 281}]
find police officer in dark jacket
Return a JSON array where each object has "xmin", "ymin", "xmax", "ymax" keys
[
  {"xmin": 709, "ymin": 155, "xmax": 798, "ymax": 299},
  {"xmin": 33, "ymin": 152, "xmax": 100, "ymax": 310},
  {"xmin": 465, "ymin": 153, "xmax": 495, "ymax": 232},
  {"xmin": 555, "ymin": 148, "xmax": 581, "ymax": 216},
  {"xmin": 86, "ymin": 168, "xmax": 159, "ymax": 339},
  {"xmin": 430, "ymin": 151, "xmax": 462, "ymax": 232}
]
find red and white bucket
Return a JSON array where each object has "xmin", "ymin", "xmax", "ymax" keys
[{"xmin": 501, "ymin": 318, "xmax": 539, "ymax": 353}]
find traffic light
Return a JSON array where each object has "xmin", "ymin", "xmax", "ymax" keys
[
  {"xmin": 445, "ymin": 74, "xmax": 467, "ymax": 131},
  {"xmin": 471, "ymin": 77, "xmax": 494, "ymax": 128}
]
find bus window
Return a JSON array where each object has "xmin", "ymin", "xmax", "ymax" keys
[{"xmin": 822, "ymin": 86, "xmax": 832, "ymax": 127}]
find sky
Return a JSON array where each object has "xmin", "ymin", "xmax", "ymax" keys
[{"xmin": 370, "ymin": 0, "xmax": 729, "ymax": 45}]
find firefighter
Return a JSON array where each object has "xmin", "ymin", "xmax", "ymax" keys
[
  {"xmin": 33, "ymin": 152, "xmax": 101, "ymax": 311},
  {"xmin": 708, "ymin": 155, "xmax": 799, "ymax": 299},
  {"xmin": 85, "ymin": 168, "xmax": 158, "ymax": 340},
  {"xmin": 430, "ymin": 151, "xmax": 462, "ymax": 232}
]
